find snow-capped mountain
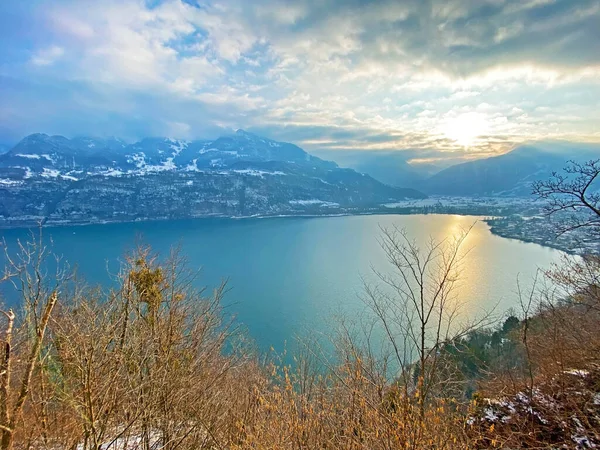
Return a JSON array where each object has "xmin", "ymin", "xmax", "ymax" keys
[
  {"xmin": 0, "ymin": 131, "xmax": 425, "ymax": 227},
  {"xmin": 0, "ymin": 130, "xmax": 336, "ymax": 180}
]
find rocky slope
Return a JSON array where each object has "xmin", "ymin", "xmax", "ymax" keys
[{"xmin": 0, "ymin": 131, "xmax": 426, "ymax": 227}]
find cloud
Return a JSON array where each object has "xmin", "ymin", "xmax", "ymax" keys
[
  {"xmin": 0, "ymin": 0, "xmax": 599, "ymax": 158},
  {"xmin": 30, "ymin": 45, "xmax": 64, "ymax": 66}
]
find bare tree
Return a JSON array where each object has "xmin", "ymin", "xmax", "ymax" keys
[
  {"xmin": 532, "ymin": 159, "xmax": 600, "ymax": 235},
  {"xmin": 362, "ymin": 224, "xmax": 492, "ymax": 414},
  {"xmin": 0, "ymin": 231, "xmax": 64, "ymax": 450}
]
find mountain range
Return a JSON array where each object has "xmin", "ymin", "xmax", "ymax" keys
[
  {"xmin": 320, "ymin": 142, "xmax": 600, "ymax": 196},
  {"xmin": 0, "ymin": 131, "xmax": 425, "ymax": 227},
  {"xmin": 2, "ymin": 130, "xmax": 598, "ymax": 228}
]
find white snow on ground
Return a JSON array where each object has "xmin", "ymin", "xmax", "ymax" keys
[
  {"xmin": 483, "ymin": 407, "xmax": 500, "ymax": 422},
  {"xmin": 160, "ymin": 140, "xmax": 186, "ymax": 171},
  {"xmin": 39, "ymin": 168, "xmax": 79, "ymax": 180},
  {"xmin": 168, "ymin": 139, "xmax": 188, "ymax": 154},
  {"xmin": 41, "ymin": 154, "xmax": 56, "ymax": 163},
  {"xmin": 101, "ymin": 169, "xmax": 125, "ymax": 177},
  {"xmin": 565, "ymin": 369, "xmax": 590, "ymax": 377},
  {"xmin": 289, "ymin": 199, "xmax": 340, "ymax": 207},
  {"xmin": 130, "ymin": 153, "xmax": 146, "ymax": 169},
  {"xmin": 41, "ymin": 168, "xmax": 60, "ymax": 178},
  {"xmin": 0, "ymin": 179, "xmax": 23, "ymax": 186},
  {"xmin": 230, "ymin": 169, "xmax": 286, "ymax": 177},
  {"xmin": 185, "ymin": 159, "xmax": 200, "ymax": 172},
  {"xmin": 76, "ymin": 431, "xmax": 162, "ymax": 450},
  {"xmin": 128, "ymin": 146, "xmax": 184, "ymax": 173},
  {"xmin": 15, "ymin": 153, "xmax": 58, "ymax": 163}
]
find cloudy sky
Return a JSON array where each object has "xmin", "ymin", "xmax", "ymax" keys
[{"xmin": 1, "ymin": 0, "xmax": 599, "ymax": 163}]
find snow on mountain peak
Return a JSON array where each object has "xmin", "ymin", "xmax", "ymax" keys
[{"xmin": 0, "ymin": 131, "xmax": 338, "ymax": 182}]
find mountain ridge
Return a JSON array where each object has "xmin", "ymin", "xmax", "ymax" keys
[
  {"xmin": 0, "ymin": 131, "xmax": 426, "ymax": 228},
  {"xmin": 423, "ymin": 142, "xmax": 600, "ymax": 196}
]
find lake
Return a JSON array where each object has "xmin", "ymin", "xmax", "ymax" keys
[{"xmin": 0, "ymin": 214, "xmax": 562, "ymax": 354}]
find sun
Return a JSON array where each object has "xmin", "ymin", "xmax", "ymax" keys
[{"xmin": 441, "ymin": 112, "xmax": 490, "ymax": 147}]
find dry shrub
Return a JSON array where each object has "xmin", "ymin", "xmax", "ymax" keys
[
  {"xmin": 8, "ymin": 246, "xmax": 264, "ymax": 450},
  {"xmin": 469, "ymin": 254, "xmax": 600, "ymax": 449},
  {"xmin": 0, "ymin": 233, "xmax": 480, "ymax": 449},
  {"xmin": 235, "ymin": 356, "xmax": 470, "ymax": 450},
  {"xmin": 5, "ymin": 240, "xmax": 600, "ymax": 449},
  {"xmin": 468, "ymin": 365, "xmax": 600, "ymax": 449}
]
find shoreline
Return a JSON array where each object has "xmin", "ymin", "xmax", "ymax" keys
[
  {"xmin": 0, "ymin": 209, "xmax": 578, "ymax": 256},
  {"xmin": 0, "ymin": 208, "xmax": 497, "ymax": 231}
]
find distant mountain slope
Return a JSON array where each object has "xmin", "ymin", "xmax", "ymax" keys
[
  {"xmin": 424, "ymin": 143, "xmax": 600, "ymax": 196},
  {"xmin": 337, "ymin": 152, "xmax": 424, "ymax": 187},
  {"xmin": 0, "ymin": 131, "xmax": 425, "ymax": 227},
  {"xmin": 311, "ymin": 149, "xmax": 462, "ymax": 189}
]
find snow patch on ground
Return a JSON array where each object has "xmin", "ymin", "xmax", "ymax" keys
[
  {"xmin": 130, "ymin": 153, "xmax": 146, "ymax": 169},
  {"xmin": 41, "ymin": 154, "xmax": 56, "ymax": 163},
  {"xmin": 161, "ymin": 140, "xmax": 186, "ymax": 171},
  {"xmin": 14, "ymin": 153, "xmax": 58, "ymax": 163},
  {"xmin": 185, "ymin": 159, "xmax": 200, "ymax": 172},
  {"xmin": 565, "ymin": 369, "xmax": 590, "ymax": 377},
  {"xmin": 102, "ymin": 169, "xmax": 125, "ymax": 177},
  {"xmin": 168, "ymin": 139, "xmax": 188, "ymax": 154},
  {"xmin": 39, "ymin": 168, "xmax": 79, "ymax": 181},
  {"xmin": 231, "ymin": 169, "xmax": 286, "ymax": 177},
  {"xmin": 289, "ymin": 199, "xmax": 340, "ymax": 207},
  {"xmin": 41, "ymin": 168, "xmax": 60, "ymax": 178},
  {"xmin": 0, "ymin": 179, "xmax": 23, "ymax": 186}
]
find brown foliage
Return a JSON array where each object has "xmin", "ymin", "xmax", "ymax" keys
[{"xmin": 1, "ymin": 230, "xmax": 599, "ymax": 449}]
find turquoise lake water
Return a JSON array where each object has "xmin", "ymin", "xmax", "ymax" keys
[{"xmin": 0, "ymin": 214, "xmax": 562, "ymax": 354}]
